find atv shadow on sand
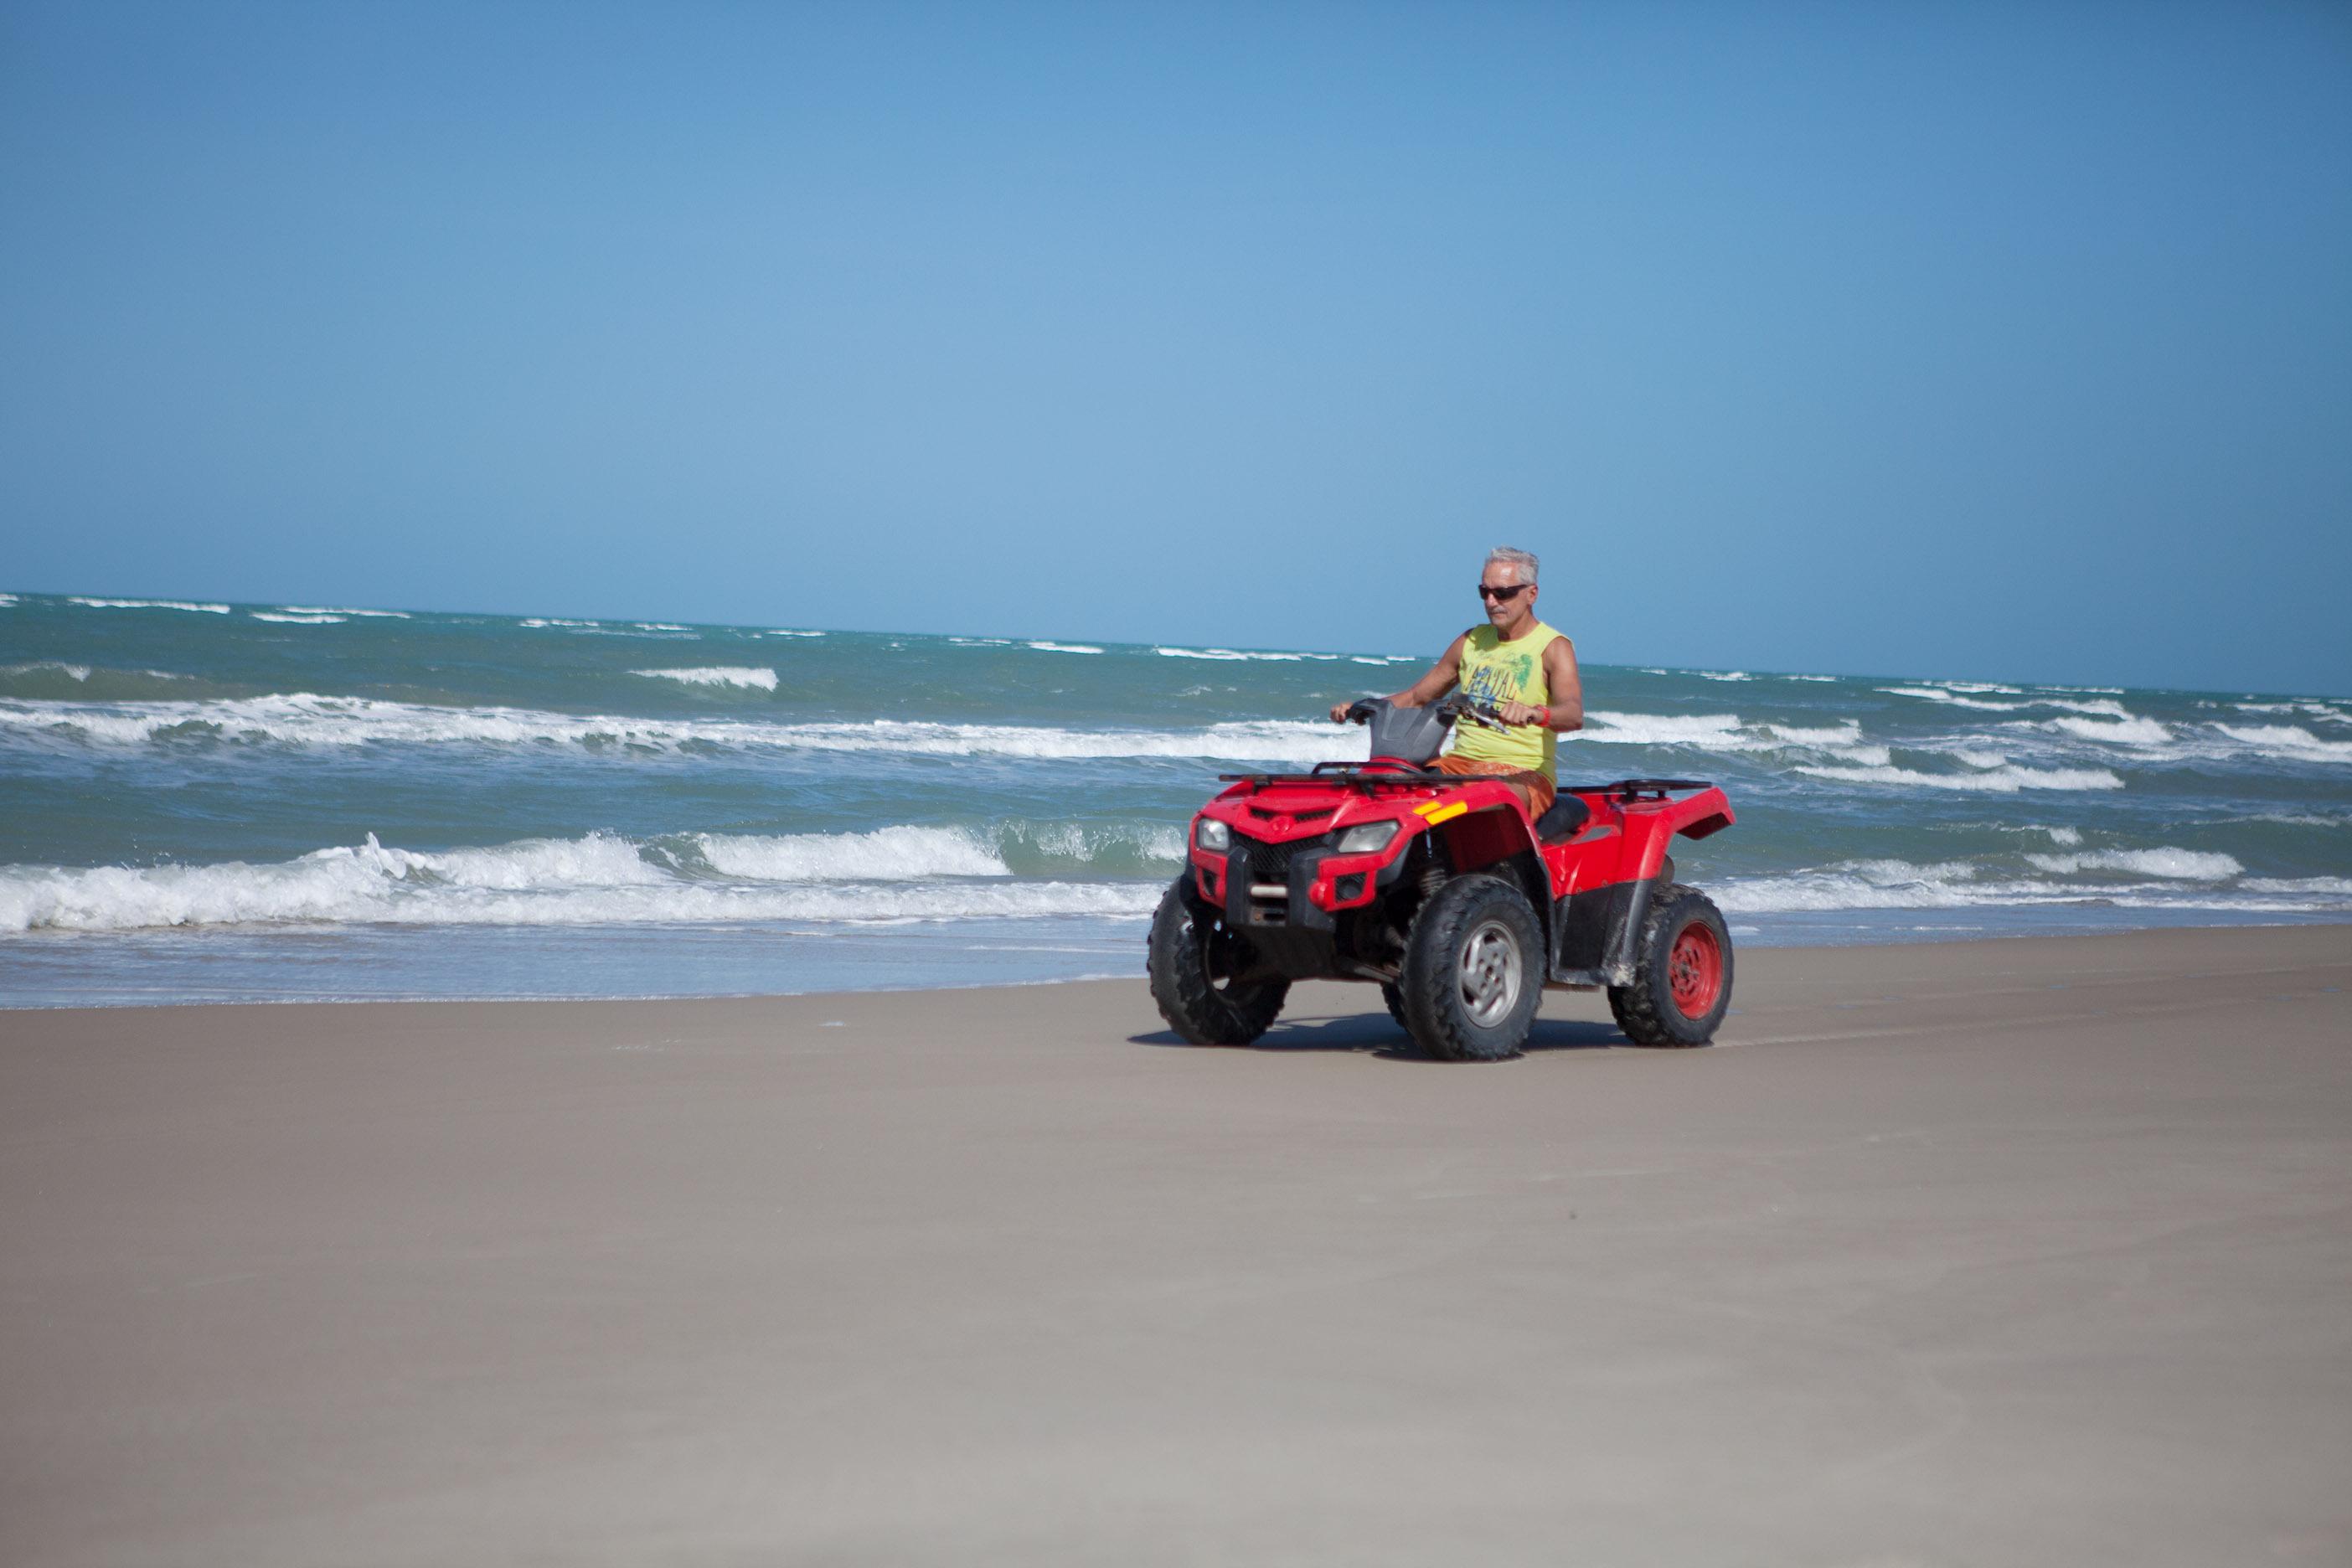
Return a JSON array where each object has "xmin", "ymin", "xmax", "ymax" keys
[{"xmin": 1129, "ymin": 1010, "xmax": 1630, "ymax": 1059}]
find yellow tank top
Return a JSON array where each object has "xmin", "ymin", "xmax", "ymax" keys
[{"xmin": 1451, "ymin": 622, "xmax": 1564, "ymax": 780}]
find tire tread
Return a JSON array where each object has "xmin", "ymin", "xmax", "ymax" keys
[
  {"xmin": 1398, "ymin": 873, "xmax": 1544, "ymax": 1061},
  {"xmin": 1148, "ymin": 877, "xmax": 1289, "ymax": 1044},
  {"xmin": 1607, "ymin": 883, "xmax": 1731, "ymax": 1047}
]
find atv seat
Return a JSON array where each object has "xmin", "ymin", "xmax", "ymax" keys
[{"xmin": 1534, "ymin": 795, "xmax": 1591, "ymax": 844}]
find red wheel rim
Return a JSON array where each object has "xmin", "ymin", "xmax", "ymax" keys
[{"xmin": 1668, "ymin": 921, "xmax": 1723, "ymax": 1019}]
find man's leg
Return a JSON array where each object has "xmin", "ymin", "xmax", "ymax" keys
[{"xmin": 1435, "ymin": 756, "xmax": 1554, "ymax": 819}]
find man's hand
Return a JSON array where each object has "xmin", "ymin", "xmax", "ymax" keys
[
  {"xmin": 1329, "ymin": 701, "xmax": 1353, "ymax": 723},
  {"xmin": 1498, "ymin": 699, "xmax": 1550, "ymax": 727}
]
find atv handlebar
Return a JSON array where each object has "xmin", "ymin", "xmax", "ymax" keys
[{"xmin": 1342, "ymin": 693, "xmax": 1518, "ymax": 730}]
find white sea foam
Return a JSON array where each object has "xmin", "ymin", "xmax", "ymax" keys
[
  {"xmin": 1880, "ymin": 685, "xmax": 2024, "ymax": 711},
  {"xmin": 0, "ymin": 594, "xmax": 18, "ymax": 607},
  {"xmin": 1794, "ymin": 762, "xmax": 2124, "ymax": 792},
  {"xmin": 250, "ymin": 611, "xmax": 348, "ymax": 625},
  {"xmin": 766, "ymin": 629, "xmax": 826, "ymax": 638},
  {"xmin": 2024, "ymin": 848, "xmax": 2243, "ymax": 880},
  {"xmin": 1028, "ymin": 641, "xmax": 1106, "ymax": 654},
  {"xmin": 7, "ymin": 662, "xmax": 93, "ymax": 682},
  {"xmin": 766, "ymin": 719, "xmax": 1356, "ymax": 763},
  {"xmin": 631, "ymin": 666, "xmax": 779, "ymax": 691},
  {"xmin": 1880, "ymin": 686, "xmax": 2132, "ymax": 718},
  {"xmin": 2241, "ymin": 876, "xmax": 2352, "ymax": 896},
  {"xmin": 281, "ymin": 606, "xmax": 410, "ymax": 618},
  {"xmin": 1581, "ymin": 711, "xmax": 1765, "ymax": 751},
  {"xmin": 2235, "ymin": 701, "xmax": 2352, "ymax": 726},
  {"xmin": 634, "ymin": 622, "xmax": 689, "ymax": 632},
  {"xmin": 1787, "ymin": 674, "xmax": 1838, "ymax": 683},
  {"xmin": 1759, "ymin": 720, "xmax": 1865, "ymax": 747},
  {"xmin": 2040, "ymin": 826, "xmax": 2083, "ymax": 846},
  {"xmin": 1155, "ymin": 647, "xmax": 1337, "ymax": 663},
  {"xmin": 67, "ymin": 596, "xmax": 230, "ymax": 614},
  {"xmin": 519, "ymin": 617, "xmax": 598, "ymax": 628},
  {"xmin": 1697, "ymin": 671, "xmax": 1753, "ymax": 682},
  {"xmin": 2045, "ymin": 714, "xmax": 2171, "ymax": 746},
  {"xmin": 1715, "ymin": 860, "xmax": 1982, "ymax": 913},
  {"xmin": 1714, "ymin": 854, "xmax": 2352, "ymax": 915},
  {"xmin": 2215, "ymin": 725, "xmax": 2352, "ymax": 763}
]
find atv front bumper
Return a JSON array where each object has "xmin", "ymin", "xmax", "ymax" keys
[{"xmin": 1192, "ymin": 836, "xmax": 1407, "ymax": 932}]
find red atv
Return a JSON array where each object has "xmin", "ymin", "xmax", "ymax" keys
[{"xmin": 1148, "ymin": 694, "xmax": 1736, "ymax": 1060}]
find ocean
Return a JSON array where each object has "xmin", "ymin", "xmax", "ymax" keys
[{"xmin": 2, "ymin": 590, "xmax": 2347, "ymax": 1008}]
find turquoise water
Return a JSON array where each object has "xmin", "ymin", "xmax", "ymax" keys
[{"xmin": 3, "ymin": 590, "xmax": 2346, "ymax": 1006}]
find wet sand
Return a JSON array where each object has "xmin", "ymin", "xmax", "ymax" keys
[{"xmin": 3, "ymin": 926, "xmax": 2349, "ymax": 1565}]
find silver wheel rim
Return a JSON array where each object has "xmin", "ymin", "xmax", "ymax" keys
[{"xmin": 1457, "ymin": 918, "xmax": 1523, "ymax": 1028}]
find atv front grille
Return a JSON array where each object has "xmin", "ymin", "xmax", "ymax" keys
[{"xmin": 1230, "ymin": 833, "xmax": 1320, "ymax": 883}]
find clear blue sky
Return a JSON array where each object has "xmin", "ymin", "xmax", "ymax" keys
[{"xmin": 4, "ymin": 2, "xmax": 2347, "ymax": 694}]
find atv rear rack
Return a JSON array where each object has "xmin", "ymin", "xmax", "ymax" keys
[{"xmin": 1559, "ymin": 778, "xmax": 1715, "ymax": 802}]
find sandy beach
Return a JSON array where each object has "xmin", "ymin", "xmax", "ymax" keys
[{"xmin": 3, "ymin": 924, "xmax": 2348, "ymax": 1565}]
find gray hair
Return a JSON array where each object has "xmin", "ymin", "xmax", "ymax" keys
[{"xmin": 1485, "ymin": 546, "xmax": 1539, "ymax": 585}]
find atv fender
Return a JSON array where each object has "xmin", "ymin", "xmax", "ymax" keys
[
  {"xmin": 1429, "ymin": 796, "xmax": 1555, "ymax": 960},
  {"xmin": 1549, "ymin": 787, "xmax": 1734, "ymax": 987},
  {"xmin": 1620, "ymin": 786, "xmax": 1735, "ymax": 882}
]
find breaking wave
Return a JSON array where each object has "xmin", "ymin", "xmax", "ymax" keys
[
  {"xmin": 1156, "ymin": 646, "xmax": 1342, "ymax": 663},
  {"xmin": 2214, "ymin": 725, "xmax": 2352, "ymax": 764},
  {"xmin": 631, "ymin": 666, "xmax": 779, "ymax": 691},
  {"xmin": 0, "ymin": 825, "xmax": 1171, "ymax": 934},
  {"xmin": 1716, "ymin": 852, "xmax": 2346, "ymax": 915},
  {"xmin": 2045, "ymin": 714, "xmax": 2171, "ymax": 746},
  {"xmin": 2024, "ymin": 848, "xmax": 2244, "ymax": 879},
  {"xmin": 0, "ymin": 695, "xmax": 1361, "ymax": 763},
  {"xmin": 690, "ymin": 825, "xmax": 1009, "ymax": 881},
  {"xmin": 1793, "ymin": 762, "xmax": 2125, "ymax": 792},
  {"xmin": 66, "ymin": 596, "xmax": 230, "ymax": 614}
]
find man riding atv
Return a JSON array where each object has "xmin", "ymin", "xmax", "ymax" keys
[
  {"xmin": 1328, "ymin": 546, "xmax": 1582, "ymax": 821},
  {"xmin": 1151, "ymin": 543, "xmax": 1735, "ymax": 1060}
]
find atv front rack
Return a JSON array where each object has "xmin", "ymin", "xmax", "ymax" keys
[
  {"xmin": 1216, "ymin": 770, "xmax": 1716, "ymax": 801},
  {"xmin": 1217, "ymin": 762, "xmax": 1447, "ymax": 790}
]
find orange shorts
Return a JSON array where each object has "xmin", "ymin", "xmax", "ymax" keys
[{"xmin": 1433, "ymin": 754, "xmax": 1555, "ymax": 818}]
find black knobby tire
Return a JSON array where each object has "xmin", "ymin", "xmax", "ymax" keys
[
  {"xmin": 1396, "ymin": 873, "xmax": 1545, "ymax": 1061},
  {"xmin": 1380, "ymin": 982, "xmax": 1410, "ymax": 1034},
  {"xmin": 1608, "ymin": 884, "xmax": 1733, "ymax": 1047},
  {"xmin": 1148, "ymin": 875, "xmax": 1289, "ymax": 1045}
]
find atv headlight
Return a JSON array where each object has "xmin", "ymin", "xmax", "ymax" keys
[
  {"xmin": 1194, "ymin": 818, "xmax": 1230, "ymax": 852},
  {"xmin": 1334, "ymin": 819, "xmax": 1400, "ymax": 855}
]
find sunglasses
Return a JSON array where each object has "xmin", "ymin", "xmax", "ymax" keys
[{"xmin": 1477, "ymin": 582, "xmax": 1533, "ymax": 601}]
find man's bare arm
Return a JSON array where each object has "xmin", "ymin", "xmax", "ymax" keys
[{"xmin": 1329, "ymin": 634, "xmax": 1467, "ymax": 722}]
